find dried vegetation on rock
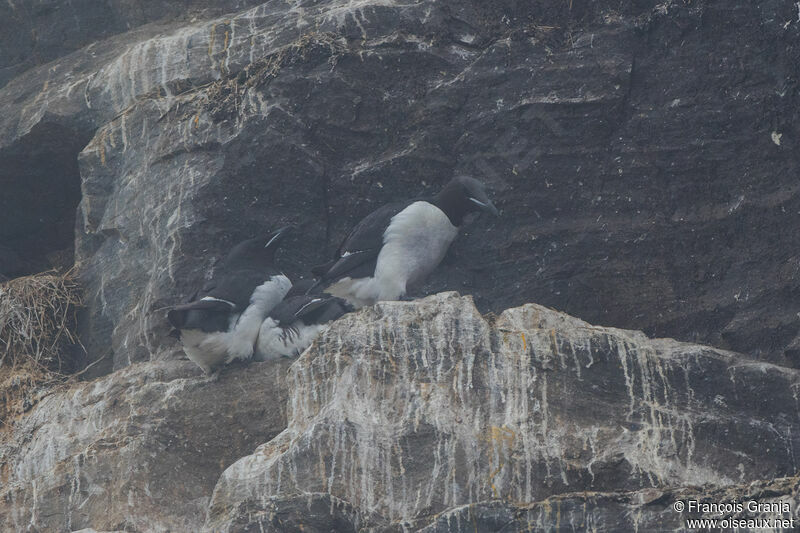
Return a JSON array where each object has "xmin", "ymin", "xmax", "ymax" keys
[{"xmin": 0, "ymin": 270, "xmax": 82, "ymax": 430}]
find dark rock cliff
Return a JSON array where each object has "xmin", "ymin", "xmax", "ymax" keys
[
  {"xmin": 1, "ymin": 0, "xmax": 799, "ymax": 531},
  {"xmin": 0, "ymin": 0, "xmax": 798, "ymax": 371}
]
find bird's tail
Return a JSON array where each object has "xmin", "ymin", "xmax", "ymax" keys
[
  {"xmin": 311, "ymin": 259, "xmax": 336, "ymax": 277},
  {"xmin": 308, "ymin": 258, "xmax": 339, "ymax": 294},
  {"xmin": 306, "ymin": 278, "xmax": 325, "ymax": 295}
]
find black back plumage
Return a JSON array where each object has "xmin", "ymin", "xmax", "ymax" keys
[
  {"xmin": 309, "ymin": 176, "xmax": 497, "ymax": 293},
  {"xmin": 269, "ymin": 295, "xmax": 353, "ymax": 328},
  {"xmin": 283, "ymin": 278, "xmax": 318, "ymax": 298},
  {"xmin": 167, "ymin": 298, "xmax": 233, "ymax": 332},
  {"xmin": 310, "ymin": 200, "xmax": 413, "ymax": 291},
  {"xmin": 167, "ymin": 227, "xmax": 291, "ymax": 333}
]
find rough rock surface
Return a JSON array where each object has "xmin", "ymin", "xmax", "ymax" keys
[
  {"xmin": 0, "ymin": 0, "xmax": 798, "ymax": 371},
  {"xmin": 204, "ymin": 476, "xmax": 800, "ymax": 532},
  {"xmin": 2, "ymin": 294, "xmax": 799, "ymax": 532},
  {"xmin": 205, "ymin": 293, "xmax": 800, "ymax": 531},
  {"xmin": 413, "ymin": 476, "xmax": 800, "ymax": 533},
  {"xmin": 1, "ymin": 0, "xmax": 800, "ymax": 530},
  {"xmin": 0, "ymin": 0, "xmax": 267, "ymax": 89},
  {"xmin": 0, "ymin": 0, "xmax": 264, "ymax": 277},
  {"xmin": 0, "ymin": 359, "xmax": 291, "ymax": 532}
]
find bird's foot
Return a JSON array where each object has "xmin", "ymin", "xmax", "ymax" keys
[
  {"xmin": 224, "ymin": 352, "xmax": 250, "ymax": 365},
  {"xmin": 199, "ymin": 365, "xmax": 221, "ymax": 382}
]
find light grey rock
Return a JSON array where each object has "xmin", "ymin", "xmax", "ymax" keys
[
  {"xmin": 2, "ymin": 293, "xmax": 799, "ymax": 531},
  {"xmin": 206, "ymin": 293, "xmax": 800, "ymax": 531},
  {"xmin": 2, "ymin": 0, "xmax": 800, "ymax": 528},
  {"xmin": 0, "ymin": 359, "xmax": 291, "ymax": 532},
  {"xmin": 71, "ymin": 529, "xmax": 128, "ymax": 533},
  {"xmin": 0, "ymin": 0, "xmax": 269, "ymax": 90}
]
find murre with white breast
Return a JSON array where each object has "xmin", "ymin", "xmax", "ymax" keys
[
  {"xmin": 255, "ymin": 280, "xmax": 353, "ymax": 360},
  {"xmin": 167, "ymin": 226, "xmax": 292, "ymax": 374},
  {"xmin": 310, "ymin": 176, "xmax": 498, "ymax": 308}
]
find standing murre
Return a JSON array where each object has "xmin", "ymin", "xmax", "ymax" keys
[
  {"xmin": 166, "ymin": 226, "xmax": 293, "ymax": 374},
  {"xmin": 310, "ymin": 176, "xmax": 498, "ymax": 308},
  {"xmin": 254, "ymin": 283, "xmax": 353, "ymax": 360}
]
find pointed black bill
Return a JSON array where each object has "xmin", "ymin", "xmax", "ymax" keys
[
  {"xmin": 469, "ymin": 197, "xmax": 499, "ymax": 216},
  {"xmin": 265, "ymin": 225, "xmax": 293, "ymax": 248}
]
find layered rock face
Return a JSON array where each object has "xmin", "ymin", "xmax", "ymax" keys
[
  {"xmin": 1, "ymin": 0, "xmax": 798, "ymax": 371},
  {"xmin": 2, "ymin": 0, "xmax": 800, "ymax": 531},
  {"xmin": 0, "ymin": 359, "xmax": 292, "ymax": 532},
  {"xmin": 0, "ymin": 0, "xmax": 267, "ymax": 89},
  {"xmin": 3, "ymin": 294, "xmax": 799, "ymax": 531},
  {"xmin": 205, "ymin": 293, "xmax": 800, "ymax": 531},
  {"xmin": 0, "ymin": 0, "xmax": 265, "ymax": 277}
]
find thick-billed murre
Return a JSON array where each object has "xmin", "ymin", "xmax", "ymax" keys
[
  {"xmin": 310, "ymin": 176, "xmax": 498, "ymax": 308},
  {"xmin": 166, "ymin": 226, "xmax": 292, "ymax": 374},
  {"xmin": 254, "ymin": 282, "xmax": 352, "ymax": 360}
]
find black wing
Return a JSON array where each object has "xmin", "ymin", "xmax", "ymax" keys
[
  {"xmin": 219, "ymin": 227, "xmax": 290, "ymax": 271},
  {"xmin": 270, "ymin": 295, "xmax": 352, "ymax": 327},
  {"xmin": 194, "ymin": 228, "xmax": 289, "ymax": 306},
  {"xmin": 313, "ymin": 200, "xmax": 412, "ymax": 286},
  {"xmin": 283, "ymin": 278, "xmax": 317, "ymax": 298},
  {"xmin": 311, "ymin": 297, "xmax": 352, "ymax": 324},
  {"xmin": 166, "ymin": 269, "xmax": 267, "ymax": 330},
  {"xmin": 166, "ymin": 231, "xmax": 285, "ymax": 333},
  {"xmin": 270, "ymin": 296, "xmax": 329, "ymax": 327},
  {"xmin": 166, "ymin": 299, "xmax": 234, "ymax": 329},
  {"xmin": 199, "ymin": 268, "xmax": 275, "ymax": 311}
]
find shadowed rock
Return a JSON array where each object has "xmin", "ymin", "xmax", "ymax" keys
[{"xmin": 1, "ymin": 0, "xmax": 796, "ymax": 371}]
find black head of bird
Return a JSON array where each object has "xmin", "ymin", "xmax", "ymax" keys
[
  {"xmin": 166, "ymin": 225, "xmax": 293, "ymax": 335},
  {"xmin": 433, "ymin": 176, "xmax": 499, "ymax": 226},
  {"xmin": 220, "ymin": 225, "xmax": 293, "ymax": 270}
]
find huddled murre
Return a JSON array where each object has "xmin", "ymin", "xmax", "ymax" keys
[
  {"xmin": 166, "ymin": 227, "xmax": 292, "ymax": 374},
  {"xmin": 309, "ymin": 176, "xmax": 498, "ymax": 308},
  {"xmin": 166, "ymin": 176, "xmax": 498, "ymax": 372},
  {"xmin": 254, "ymin": 280, "xmax": 353, "ymax": 360}
]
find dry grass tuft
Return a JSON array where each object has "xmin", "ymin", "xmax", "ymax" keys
[
  {"xmin": 0, "ymin": 270, "xmax": 82, "ymax": 373},
  {"xmin": 0, "ymin": 270, "xmax": 83, "ymax": 430}
]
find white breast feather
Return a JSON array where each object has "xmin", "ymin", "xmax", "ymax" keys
[
  {"xmin": 342, "ymin": 202, "xmax": 458, "ymax": 306},
  {"xmin": 180, "ymin": 316, "xmax": 237, "ymax": 374},
  {"xmin": 181, "ymin": 275, "xmax": 292, "ymax": 372},
  {"xmin": 325, "ymin": 202, "xmax": 458, "ymax": 308},
  {"xmin": 323, "ymin": 276, "xmax": 374, "ymax": 308},
  {"xmin": 226, "ymin": 274, "xmax": 292, "ymax": 362}
]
